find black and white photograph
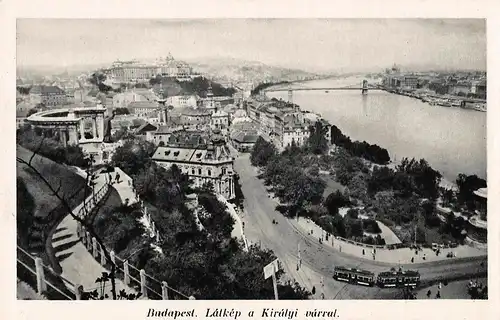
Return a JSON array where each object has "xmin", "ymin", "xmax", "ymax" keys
[{"xmin": 13, "ymin": 17, "xmax": 489, "ymax": 304}]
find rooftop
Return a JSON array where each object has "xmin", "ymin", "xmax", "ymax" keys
[
  {"xmin": 179, "ymin": 107, "xmax": 211, "ymax": 116},
  {"xmin": 30, "ymin": 85, "xmax": 65, "ymax": 95},
  {"xmin": 128, "ymin": 101, "xmax": 159, "ymax": 109},
  {"xmin": 212, "ymin": 110, "xmax": 229, "ymax": 117},
  {"xmin": 231, "ymin": 130, "xmax": 259, "ymax": 144}
]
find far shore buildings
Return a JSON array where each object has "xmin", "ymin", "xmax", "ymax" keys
[
  {"xmin": 152, "ymin": 130, "xmax": 235, "ymax": 199},
  {"xmin": 29, "ymin": 85, "xmax": 67, "ymax": 106}
]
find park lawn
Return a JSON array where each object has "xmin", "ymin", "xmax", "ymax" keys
[{"xmin": 322, "ymin": 175, "xmax": 346, "ymax": 197}]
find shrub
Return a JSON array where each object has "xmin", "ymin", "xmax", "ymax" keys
[{"xmin": 362, "ymin": 219, "xmax": 381, "ymax": 234}]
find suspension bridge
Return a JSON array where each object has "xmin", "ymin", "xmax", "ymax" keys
[{"xmin": 263, "ymin": 80, "xmax": 383, "ymax": 103}]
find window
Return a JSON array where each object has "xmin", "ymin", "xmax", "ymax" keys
[
  {"xmin": 198, "ymin": 168, "xmax": 202, "ymax": 175},
  {"xmin": 191, "ymin": 169, "xmax": 195, "ymax": 175},
  {"xmin": 208, "ymin": 170, "xmax": 211, "ymax": 176}
]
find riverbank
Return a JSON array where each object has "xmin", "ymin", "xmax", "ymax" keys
[
  {"xmin": 267, "ymin": 77, "xmax": 486, "ymax": 183},
  {"xmin": 380, "ymin": 87, "xmax": 486, "ymax": 113}
]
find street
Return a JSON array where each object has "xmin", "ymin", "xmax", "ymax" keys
[{"xmin": 234, "ymin": 154, "xmax": 487, "ymax": 299}]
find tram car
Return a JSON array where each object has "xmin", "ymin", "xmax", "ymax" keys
[
  {"xmin": 376, "ymin": 270, "xmax": 421, "ymax": 288},
  {"xmin": 333, "ymin": 266, "xmax": 375, "ymax": 286}
]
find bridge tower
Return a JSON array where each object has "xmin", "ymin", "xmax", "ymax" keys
[
  {"xmin": 288, "ymin": 90, "xmax": 293, "ymax": 104},
  {"xmin": 362, "ymin": 80, "xmax": 368, "ymax": 95}
]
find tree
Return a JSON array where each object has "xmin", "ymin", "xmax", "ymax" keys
[
  {"xmin": 441, "ymin": 188, "xmax": 455, "ymax": 207},
  {"xmin": 307, "ymin": 120, "xmax": 329, "ymax": 155},
  {"xmin": 368, "ymin": 166, "xmax": 395, "ymax": 195},
  {"xmin": 397, "ymin": 158, "xmax": 442, "ymax": 200},
  {"xmin": 201, "ymin": 181, "xmax": 215, "ymax": 193},
  {"xmin": 250, "ymin": 137, "xmax": 277, "ymax": 167},
  {"xmin": 114, "ymin": 107, "xmax": 130, "ymax": 115},
  {"xmin": 111, "ymin": 140, "xmax": 153, "ymax": 176},
  {"xmin": 324, "ymin": 190, "xmax": 350, "ymax": 215},
  {"xmin": 231, "ymin": 174, "xmax": 245, "ymax": 210},
  {"xmin": 456, "ymin": 174, "xmax": 486, "ymax": 210},
  {"xmin": 27, "ymin": 108, "xmax": 39, "ymax": 117},
  {"xmin": 17, "ymin": 177, "xmax": 35, "ymax": 248}
]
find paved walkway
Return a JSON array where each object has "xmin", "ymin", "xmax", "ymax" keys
[
  {"xmin": 416, "ymin": 277, "xmax": 487, "ymax": 299},
  {"xmin": 100, "ymin": 167, "xmax": 139, "ymax": 206},
  {"xmin": 294, "ymin": 217, "xmax": 486, "ymax": 264},
  {"xmin": 51, "ymin": 172, "xmax": 136, "ymax": 298}
]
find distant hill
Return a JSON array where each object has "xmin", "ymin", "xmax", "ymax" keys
[{"xmin": 186, "ymin": 57, "xmax": 326, "ymax": 85}]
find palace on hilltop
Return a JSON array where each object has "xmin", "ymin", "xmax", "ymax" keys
[{"xmin": 103, "ymin": 53, "xmax": 198, "ymax": 83}]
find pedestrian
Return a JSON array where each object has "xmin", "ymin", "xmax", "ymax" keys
[
  {"xmin": 427, "ymin": 290, "xmax": 432, "ymax": 298},
  {"xmin": 115, "ymin": 172, "xmax": 120, "ymax": 183},
  {"xmin": 411, "ymin": 257, "xmax": 414, "ymax": 263},
  {"xmin": 436, "ymin": 291, "xmax": 441, "ymax": 299},
  {"xmin": 362, "ymin": 249, "xmax": 365, "ymax": 255},
  {"xmin": 438, "ymin": 282, "xmax": 442, "ymax": 290}
]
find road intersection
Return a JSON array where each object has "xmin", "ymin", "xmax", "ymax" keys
[{"xmin": 234, "ymin": 154, "xmax": 487, "ymax": 299}]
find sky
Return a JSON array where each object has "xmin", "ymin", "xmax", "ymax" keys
[{"xmin": 16, "ymin": 19, "xmax": 486, "ymax": 73}]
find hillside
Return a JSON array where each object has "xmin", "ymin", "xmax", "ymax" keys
[
  {"xmin": 17, "ymin": 145, "xmax": 90, "ymax": 254},
  {"xmin": 186, "ymin": 57, "xmax": 325, "ymax": 85},
  {"xmin": 150, "ymin": 76, "xmax": 236, "ymax": 98}
]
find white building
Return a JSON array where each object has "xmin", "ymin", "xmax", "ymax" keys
[
  {"xmin": 211, "ymin": 110, "xmax": 230, "ymax": 130},
  {"xmin": 146, "ymin": 125, "xmax": 184, "ymax": 145},
  {"xmin": 152, "ymin": 133, "xmax": 235, "ymax": 199},
  {"xmin": 282, "ymin": 125, "xmax": 310, "ymax": 147},
  {"xmin": 166, "ymin": 95, "xmax": 199, "ymax": 108},
  {"xmin": 113, "ymin": 91, "xmax": 148, "ymax": 109}
]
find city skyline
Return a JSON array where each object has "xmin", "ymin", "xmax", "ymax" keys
[{"xmin": 17, "ymin": 19, "xmax": 486, "ymax": 73}]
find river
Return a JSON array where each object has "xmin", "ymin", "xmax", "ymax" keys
[{"xmin": 267, "ymin": 77, "xmax": 487, "ymax": 183}]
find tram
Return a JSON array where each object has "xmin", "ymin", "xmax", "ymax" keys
[
  {"xmin": 376, "ymin": 270, "xmax": 420, "ymax": 288},
  {"xmin": 333, "ymin": 267, "xmax": 375, "ymax": 287}
]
